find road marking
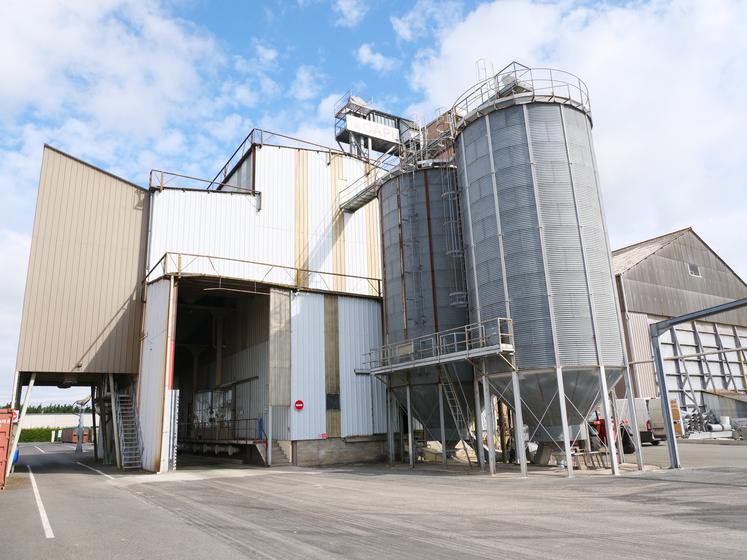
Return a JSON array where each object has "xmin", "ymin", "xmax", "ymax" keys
[
  {"xmin": 76, "ymin": 461, "xmax": 114, "ymax": 480},
  {"xmin": 27, "ymin": 466, "xmax": 54, "ymax": 539},
  {"xmin": 34, "ymin": 446, "xmax": 46, "ymax": 454}
]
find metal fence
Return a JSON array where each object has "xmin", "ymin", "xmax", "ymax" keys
[{"xmin": 177, "ymin": 418, "xmax": 261, "ymax": 444}]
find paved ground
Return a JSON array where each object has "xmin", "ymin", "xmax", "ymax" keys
[{"xmin": 2, "ymin": 441, "xmax": 747, "ymax": 559}]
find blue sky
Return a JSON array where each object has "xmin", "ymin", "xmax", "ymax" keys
[{"xmin": 1, "ymin": 0, "xmax": 746, "ymax": 403}]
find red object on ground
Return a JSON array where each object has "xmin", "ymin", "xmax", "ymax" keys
[
  {"xmin": 0, "ymin": 408, "xmax": 13, "ymax": 489},
  {"xmin": 294, "ymin": 400, "xmax": 304, "ymax": 411}
]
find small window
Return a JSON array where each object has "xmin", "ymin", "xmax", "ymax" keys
[{"xmin": 688, "ymin": 263, "xmax": 701, "ymax": 277}]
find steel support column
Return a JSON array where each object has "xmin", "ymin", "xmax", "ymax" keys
[
  {"xmin": 651, "ymin": 333, "xmax": 681, "ymax": 468},
  {"xmin": 386, "ymin": 386, "xmax": 395, "ymax": 466},
  {"xmin": 90, "ymin": 385, "xmax": 99, "ymax": 461},
  {"xmin": 481, "ymin": 372, "xmax": 496, "ymax": 475},
  {"xmin": 555, "ymin": 367, "xmax": 574, "ymax": 478},
  {"xmin": 406, "ymin": 385, "xmax": 414, "ymax": 468},
  {"xmin": 473, "ymin": 375, "xmax": 484, "ymax": 470},
  {"xmin": 511, "ymin": 370, "xmax": 528, "ymax": 478},
  {"xmin": 267, "ymin": 406, "xmax": 273, "ymax": 467},
  {"xmin": 438, "ymin": 383, "xmax": 447, "ymax": 464},
  {"xmin": 622, "ymin": 366, "xmax": 645, "ymax": 470},
  {"xmin": 6, "ymin": 373, "xmax": 35, "ymax": 479},
  {"xmin": 598, "ymin": 366, "xmax": 620, "ymax": 475}
]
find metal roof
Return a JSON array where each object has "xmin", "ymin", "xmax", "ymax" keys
[{"xmin": 612, "ymin": 228, "xmax": 691, "ymax": 275}]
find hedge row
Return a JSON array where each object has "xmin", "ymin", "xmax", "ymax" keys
[{"xmin": 18, "ymin": 428, "xmax": 57, "ymax": 442}]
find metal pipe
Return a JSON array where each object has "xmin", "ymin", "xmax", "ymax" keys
[
  {"xmin": 482, "ymin": 373, "xmax": 496, "ymax": 475},
  {"xmin": 511, "ymin": 370, "xmax": 528, "ymax": 477},
  {"xmin": 6, "ymin": 373, "xmax": 35, "ymax": 478},
  {"xmin": 650, "ymin": 328, "xmax": 681, "ymax": 469},
  {"xmin": 406, "ymin": 385, "xmax": 414, "ymax": 468},
  {"xmin": 473, "ymin": 375, "xmax": 484, "ymax": 470},
  {"xmin": 597, "ymin": 366, "xmax": 619, "ymax": 475},
  {"xmin": 555, "ymin": 367, "xmax": 574, "ymax": 478},
  {"xmin": 438, "ymin": 383, "xmax": 447, "ymax": 465}
]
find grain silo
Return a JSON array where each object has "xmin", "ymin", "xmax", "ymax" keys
[{"xmin": 452, "ymin": 62, "xmax": 627, "ymax": 471}]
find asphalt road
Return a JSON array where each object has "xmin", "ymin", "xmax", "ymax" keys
[{"xmin": 2, "ymin": 441, "xmax": 747, "ymax": 559}]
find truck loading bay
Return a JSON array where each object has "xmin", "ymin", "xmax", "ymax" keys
[{"xmin": 2, "ymin": 442, "xmax": 746, "ymax": 560}]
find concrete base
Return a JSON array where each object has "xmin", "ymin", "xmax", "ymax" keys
[{"xmin": 294, "ymin": 436, "xmax": 387, "ymax": 466}]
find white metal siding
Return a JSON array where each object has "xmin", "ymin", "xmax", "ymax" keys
[
  {"xmin": 290, "ymin": 292, "xmax": 326, "ymax": 440},
  {"xmin": 137, "ymin": 278, "xmax": 171, "ymax": 472},
  {"xmin": 626, "ymin": 312, "xmax": 658, "ymax": 398},
  {"xmin": 147, "ymin": 146, "xmax": 379, "ymax": 297},
  {"xmin": 338, "ymin": 296, "xmax": 385, "ymax": 437}
]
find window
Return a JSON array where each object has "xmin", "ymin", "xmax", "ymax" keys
[{"xmin": 688, "ymin": 263, "xmax": 701, "ymax": 278}]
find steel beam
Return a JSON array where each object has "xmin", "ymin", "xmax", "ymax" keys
[
  {"xmin": 267, "ymin": 405, "xmax": 273, "ymax": 467},
  {"xmin": 650, "ymin": 330, "xmax": 682, "ymax": 469},
  {"xmin": 482, "ymin": 372, "xmax": 497, "ymax": 475},
  {"xmin": 555, "ymin": 368, "xmax": 574, "ymax": 478},
  {"xmin": 6, "ymin": 373, "xmax": 35, "ymax": 479},
  {"xmin": 438, "ymin": 383, "xmax": 447, "ymax": 465},
  {"xmin": 108, "ymin": 373, "xmax": 122, "ymax": 470},
  {"xmin": 406, "ymin": 385, "xmax": 414, "ymax": 468},
  {"xmin": 622, "ymin": 366, "xmax": 645, "ymax": 470},
  {"xmin": 473, "ymin": 376, "xmax": 484, "ymax": 470},
  {"xmin": 511, "ymin": 370, "xmax": 528, "ymax": 478},
  {"xmin": 386, "ymin": 386, "xmax": 395, "ymax": 466},
  {"xmin": 598, "ymin": 366, "xmax": 620, "ymax": 475}
]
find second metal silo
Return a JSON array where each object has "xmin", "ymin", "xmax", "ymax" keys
[
  {"xmin": 378, "ymin": 163, "xmax": 476, "ymax": 458},
  {"xmin": 453, "ymin": 63, "xmax": 627, "ymax": 471}
]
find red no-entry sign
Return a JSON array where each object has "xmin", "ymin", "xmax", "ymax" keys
[{"xmin": 294, "ymin": 400, "xmax": 304, "ymax": 411}]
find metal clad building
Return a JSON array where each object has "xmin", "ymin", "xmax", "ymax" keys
[
  {"xmin": 16, "ymin": 146, "xmax": 149, "ymax": 381},
  {"xmin": 614, "ymin": 228, "xmax": 747, "ymax": 408}
]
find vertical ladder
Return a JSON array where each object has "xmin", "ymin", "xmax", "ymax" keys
[{"xmin": 117, "ymin": 393, "xmax": 142, "ymax": 470}]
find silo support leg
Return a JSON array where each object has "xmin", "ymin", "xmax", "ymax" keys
[
  {"xmin": 473, "ymin": 376, "xmax": 485, "ymax": 471},
  {"xmin": 555, "ymin": 368, "xmax": 575, "ymax": 479},
  {"xmin": 438, "ymin": 383, "xmax": 447, "ymax": 465},
  {"xmin": 481, "ymin": 371, "xmax": 497, "ymax": 475},
  {"xmin": 598, "ymin": 366, "xmax": 620, "ymax": 475},
  {"xmin": 406, "ymin": 385, "xmax": 414, "ymax": 468},
  {"xmin": 386, "ymin": 386, "xmax": 395, "ymax": 466},
  {"xmin": 511, "ymin": 370, "xmax": 528, "ymax": 478},
  {"xmin": 622, "ymin": 367, "xmax": 645, "ymax": 470}
]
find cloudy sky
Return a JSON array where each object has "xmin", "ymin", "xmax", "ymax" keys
[{"xmin": 1, "ymin": 0, "xmax": 745, "ymax": 403}]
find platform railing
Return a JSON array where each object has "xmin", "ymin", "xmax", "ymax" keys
[
  {"xmin": 177, "ymin": 418, "xmax": 260, "ymax": 444},
  {"xmin": 365, "ymin": 317, "xmax": 514, "ymax": 372}
]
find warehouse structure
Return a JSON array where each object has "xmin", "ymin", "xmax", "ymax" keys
[
  {"xmin": 614, "ymin": 228, "xmax": 747, "ymax": 412},
  {"xmin": 14, "ymin": 61, "xmax": 741, "ymax": 477}
]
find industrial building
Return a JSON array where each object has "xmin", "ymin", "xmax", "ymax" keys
[
  {"xmin": 613, "ymin": 228, "xmax": 747, "ymax": 415},
  {"xmin": 14, "ymin": 61, "xmax": 738, "ymax": 477}
]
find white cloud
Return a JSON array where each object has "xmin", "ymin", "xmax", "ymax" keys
[
  {"xmin": 255, "ymin": 43, "xmax": 279, "ymax": 65},
  {"xmin": 355, "ymin": 44, "xmax": 397, "ymax": 73},
  {"xmin": 406, "ymin": 0, "xmax": 747, "ymax": 280},
  {"xmin": 290, "ymin": 65, "xmax": 324, "ymax": 101},
  {"xmin": 332, "ymin": 0, "xmax": 368, "ymax": 28},
  {"xmin": 391, "ymin": 0, "xmax": 463, "ymax": 42}
]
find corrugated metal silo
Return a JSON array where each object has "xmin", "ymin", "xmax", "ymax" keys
[
  {"xmin": 378, "ymin": 164, "xmax": 472, "ymax": 445},
  {"xmin": 453, "ymin": 64, "xmax": 625, "ymax": 448}
]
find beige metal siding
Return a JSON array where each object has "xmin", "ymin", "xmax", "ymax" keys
[
  {"xmin": 16, "ymin": 146, "xmax": 149, "ymax": 375},
  {"xmin": 625, "ymin": 312, "xmax": 658, "ymax": 398}
]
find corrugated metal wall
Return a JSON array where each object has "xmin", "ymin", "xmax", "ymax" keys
[
  {"xmin": 17, "ymin": 146, "xmax": 149, "ymax": 374},
  {"xmin": 338, "ymin": 296, "xmax": 386, "ymax": 437},
  {"xmin": 137, "ymin": 278, "xmax": 173, "ymax": 473},
  {"xmin": 149, "ymin": 146, "xmax": 380, "ymax": 297},
  {"xmin": 620, "ymin": 230, "xmax": 747, "ymax": 326},
  {"xmin": 290, "ymin": 292, "xmax": 326, "ymax": 440},
  {"xmin": 625, "ymin": 312, "xmax": 658, "ymax": 397}
]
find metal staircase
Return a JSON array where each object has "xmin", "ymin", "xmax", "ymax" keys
[
  {"xmin": 117, "ymin": 392, "xmax": 143, "ymax": 470},
  {"xmin": 440, "ymin": 365, "xmax": 475, "ymax": 466}
]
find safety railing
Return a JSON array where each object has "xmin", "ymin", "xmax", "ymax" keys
[
  {"xmin": 451, "ymin": 62, "xmax": 591, "ymax": 131},
  {"xmin": 177, "ymin": 418, "xmax": 260, "ymax": 444},
  {"xmin": 144, "ymin": 252, "xmax": 382, "ymax": 297},
  {"xmin": 365, "ymin": 317, "xmax": 514, "ymax": 372}
]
